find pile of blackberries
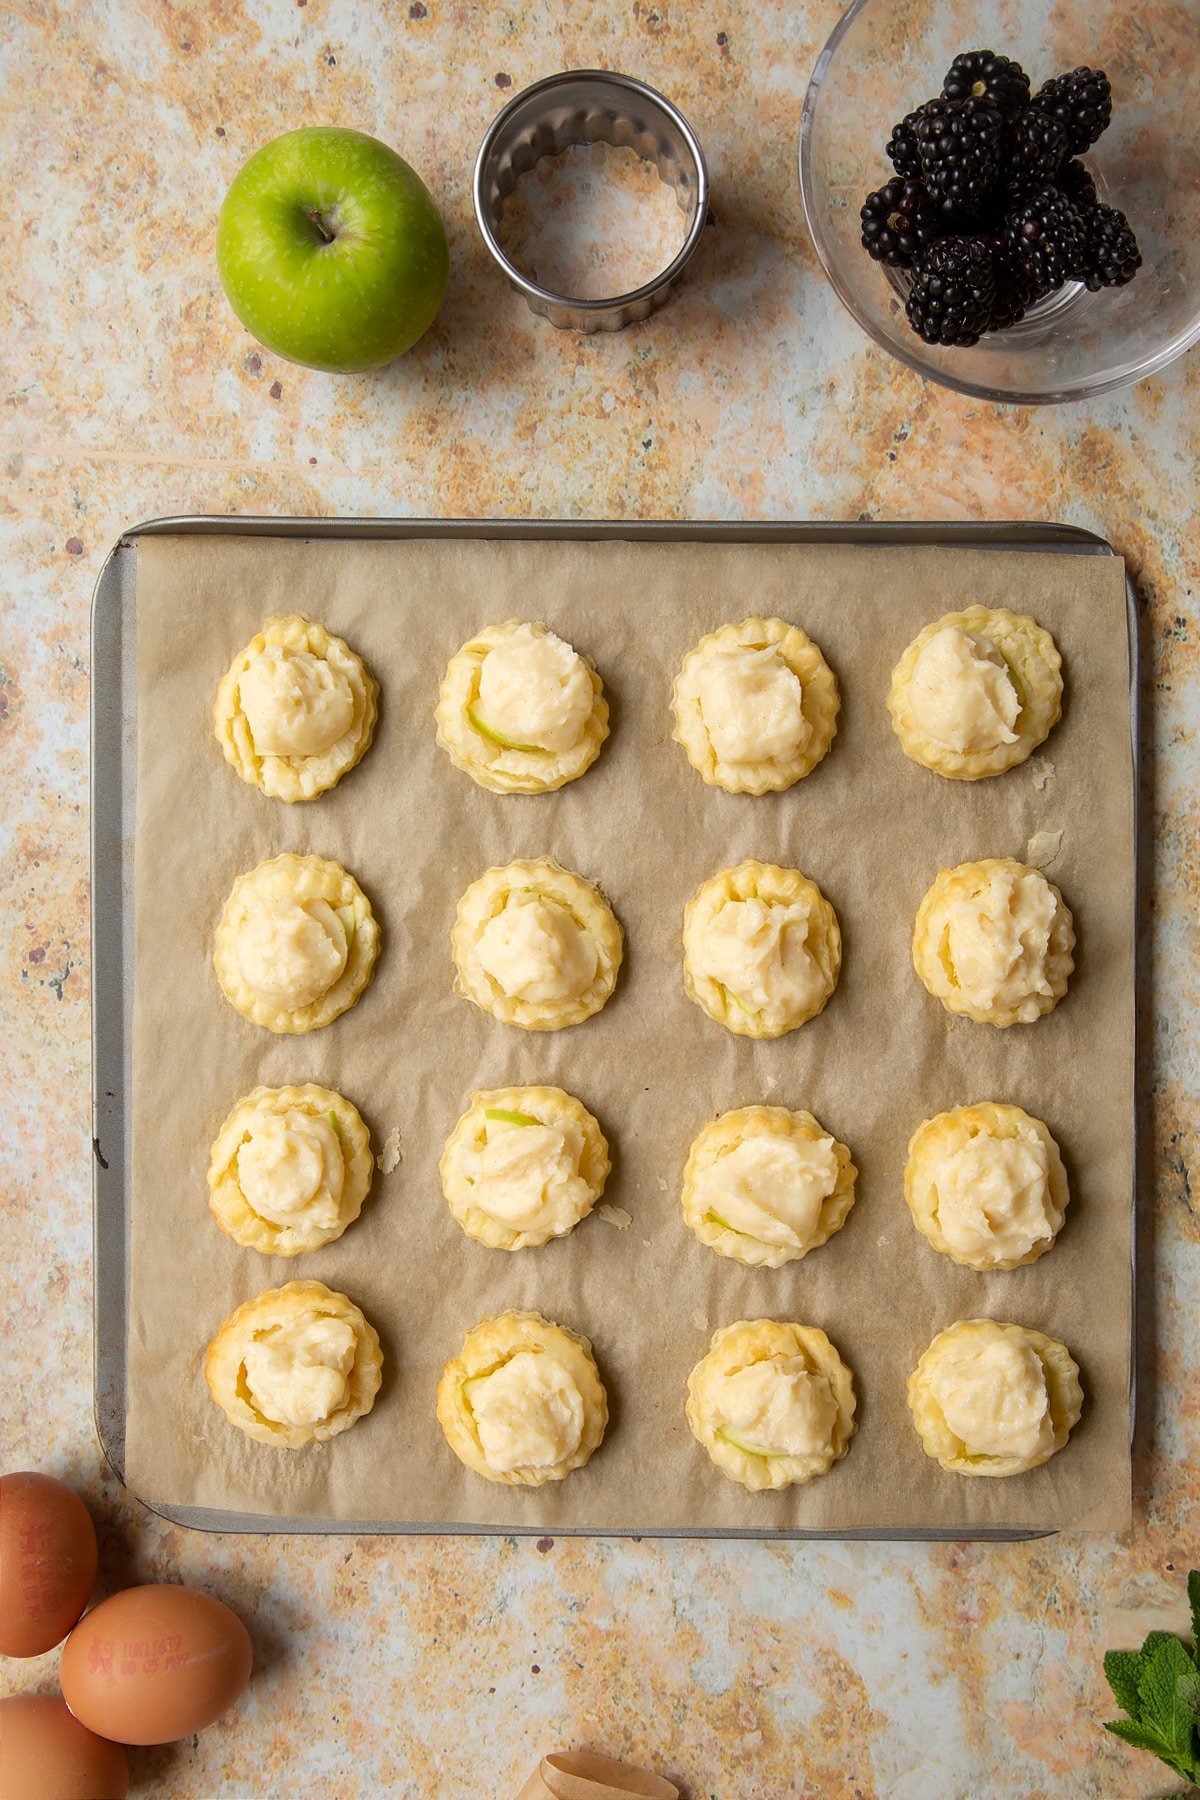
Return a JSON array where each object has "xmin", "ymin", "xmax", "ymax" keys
[{"xmin": 859, "ymin": 51, "xmax": 1142, "ymax": 347}]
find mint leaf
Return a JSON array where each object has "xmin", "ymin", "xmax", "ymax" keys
[
  {"xmin": 1104, "ymin": 1649, "xmax": 1148, "ymax": 1717},
  {"xmin": 1139, "ymin": 1637, "xmax": 1199, "ymax": 1765},
  {"xmin": 1189, "ymin": 1570, "xmax": 1200, "ymax": 1658},
  {"xmin": 1105, "ymin": 1717, "xmax": 1176, "ymax": 1759}
]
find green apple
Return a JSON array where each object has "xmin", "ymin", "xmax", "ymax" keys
[
  {"xmin": 466, "ymin": 704, "xmax": 539, "ymax": 753},
  {"xmin": 216, "ymin": 126, "xmax": 449, "ymax": 373},
  {"xmin": 716, "ymin": 1426, "xmax": 786, "ymax": 1459},
  {"xmin": 484, "ymin": 1108, "xmax": 539, "ymax": 1127}
]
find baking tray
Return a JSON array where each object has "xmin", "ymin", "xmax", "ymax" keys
[{"xmin": 90, "ymin": 516, "xmax": 1140, "ymax": 1539}]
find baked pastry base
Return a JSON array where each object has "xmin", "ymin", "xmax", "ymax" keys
[
  {"xmin": 888, "ymin": 605, "xmax": 1062, "ymax": 780},
  {"xmin": 440, "ymin": 1086, "xmax": 609, "ymax": 1251},
  {"xmin": 213, "ymin": 613, "xmax": 378, "ymax": 802},
  {"xmin": 680, "ymin": 1105, "xmax": 856, "ymax": 1268},
  {"xmin": 905, "ymin": 1102, "xmax": 1068, "ymax": 1271},
  {"xmin": 213, "ymin": 852, "xmax": 380, "ymax": 1034},
  {"xmin": 907, "ymin": 1318, "xmax": 1083, "ymax": 1477},
  {"xmin": 450, "ymin": 856, "xmax": 622, "ymax": 1031},
  {"xmin": 686, "ymin": 1319, "xmax": 857, "ymax": 1491},
  {"xmin": 205, "ymin": 1279, "xmax": 383, "ymax": 1449},
  {"xmin": 436, "ymin": 1309, "xmax": 607, "ymax": 1486},
  {"xmin": 671, "ymin": 615, "xmax": 840, "ymax": 793},
  {"xmin": 435, "ymin": 619, "xmax": 609, "ymax": 794},
  {"xmin": 207, "ymin": 1083, "xmax": 373, "ymax": 1255},
  {"xmin": 911, "ymin": 857, "xmax": 1074, "ymax": 1027},
  {"xmin": 681, "ymin": 859, "xmax": 841, "ymax": 1038}
]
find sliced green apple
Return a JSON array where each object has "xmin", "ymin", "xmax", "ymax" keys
[
  {"xmin": 466, "ymin": 705, "xmax": 540, "ymax": 753},
  {"xmin": 336, "ymin": 905, "xmax": 357, "ymax": 948},
  {"xmin": 484, "ymin": 1107, "xmax": 539, "ymax": 1127},
  {"xmin": 1001, "ymin": 656, "xmax": 1025, "ymax": 708},
  {"xmin": 715, "ymin": 1425, "xmax": 788, "ymax": 1458},
  {"xmin": 704, "ymin": 1209, "xmax": 739, "ymax": 1233},
  {"xmin": 328, "ymin": 1110, "xmax": 343, "ymax": 1141},
  {"xmin": 717, "ymin": 983, "xmax": 754, "ymax": 1018}
]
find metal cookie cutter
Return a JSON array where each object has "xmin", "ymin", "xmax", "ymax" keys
[{"xmin": 473, "ymin": 69, "xmax": 709, "ymax": 333}]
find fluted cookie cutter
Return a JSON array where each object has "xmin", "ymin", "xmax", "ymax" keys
[{"xmin": 473, "ymin": 69, "xmax": 709, "ymax": 333}]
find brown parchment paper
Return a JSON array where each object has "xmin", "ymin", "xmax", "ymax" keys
[{"xmin": 125, "ymin": 534, "xmax": 1134, "ymax": 1533}]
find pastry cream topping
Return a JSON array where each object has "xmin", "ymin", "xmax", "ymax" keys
[
  {"xmin": 909, "ymin": 628, "xmax": 1020, "ymax": 754},
  {"xmin": 932, "ymin": 1133, "xmax": 1054, "ymax": 1261},
  {"xmin": 929, "ymin": 1337, "xmax": 1054, "ymax": 1460},
  {"xmin": 243, "ymin": 1315, "xmax": 357, "ymax": 1427},
  {"xmin": 473, "ymin": 893, "xmax": 597, "ymax": 1003},
  {"xmin": 693, "ymin": 898, "xmax": 822, "ymax": 1014},
  {"xmin": 476, "ymin": 625, "xmax": 594, "ymax": 752},
  {"xmin": 694, "ymin": 646, "xmax": 810, "ymax": 764},
  {"xmin": 239, "ymin": 646, "xmax": 356, "ymax": 757},
  {"xmin": 696, "ymin": 1134, "xmax": 838, "ymax": 1248},
  {"xmin": 468, "ymin": 1351, "xmax": 585, "ymax": 1471},
  {"xmin": 235, "ymin": 897, "xmax": 348, "ymax": 1006},
  {"xmin": 468, "ymin": 1117, "xmax": 590, "ymax": 1232},
  {"xmin": 942, "ymin": 865, "xmax": 1057, "ymax": 1013},
  {"xmin": 236, "ymin": 1111, "xmax": 345, "ymax": 1230},
  {"xmin": 716, "ymin": 1357, "xmax": 838, "ymax": 1457}
]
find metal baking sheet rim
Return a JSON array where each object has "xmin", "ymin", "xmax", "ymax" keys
[{"xmin": 89, "ymin": 516, "xmax": 1141, "ymax": 1541}]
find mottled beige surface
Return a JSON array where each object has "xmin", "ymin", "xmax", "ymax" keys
[{"xmin": 1, "ymin": 2, "xmax": 1198, "ymax": 1796}]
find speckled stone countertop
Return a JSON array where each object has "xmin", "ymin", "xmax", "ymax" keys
[{"xmin": 2, "ymin": 3, "xmax": 1197, "ymax": 1796}]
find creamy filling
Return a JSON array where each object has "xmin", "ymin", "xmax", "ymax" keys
[
  {"xmin": 695, "ymin": 1132, "xmax": 838, "ymax": 1248},
  {"xmin": 693, "ymin": 897, "xmax": 823, "ymax": 1016},
  {"xmin": 930, "ymin": 1336, "xmax": 1054, "ymax": 1460},
  {"xmin": 941, "ymin": 867, "xmax": 1057, "ymax": 1012},
  {"xmin": 236, "ymin": 1110, "xmax": 345, "ymax": 1230},
  {"xmin": 932, "ymin": 1132, "xmax": 1055, "ymax": 1261},
  {"xmin": 473, "ymin": 892, "xmax": 597, "ymax": 1004},
  {"xmin": 715, "ymin": 1357, "xmax": 838, "ymax": 1457},
  {"xmin": 465, "ymin": 1116, "xmax": 589, "ymax": 1232},
  {"xmin": 235, "ymin": 896, "xmax": 348, "ymax": 1007},
  {"xmin": 239, "ymin": 645, "xmax": 356, "ymax": 757},
  {"xmin": 468, "ymin": 1350, "xmax": 585, "ymax": 1472},
  {"xmin": 694, "ymin": 645, "xmax": 810, "ymax": 764},
  {"xmin": 475, "ymin": 625, "xmax": 594, "ymax": 752},
  {"xmin": 909, "ymin": 628, "xmax": 1020, "ymax": 753},
  {"xmin": 243, "ymin": 1315, "xmax": 357, "ymax": 1427}
]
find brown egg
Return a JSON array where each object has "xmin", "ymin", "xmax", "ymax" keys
[
  {"xmin": 0, "ymin": 1472, "xmax": 99, "ymax": 1657},
  {"xmin": 60, "ymin": 1584, "xmax": 252, "ymax": 1745},
  {"xmin": 0, "ymin": 1695, "xmax": 129, "ymax": 1800}
]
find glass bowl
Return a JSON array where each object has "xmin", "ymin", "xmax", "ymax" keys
[{"xmin": 799, "ymin": 0, "xmax": 1200, "ymax": 403}]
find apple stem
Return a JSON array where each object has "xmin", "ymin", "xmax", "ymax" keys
[{"xmin": 307, "ymin": 208, "xmax": 337, "ymax": 244}]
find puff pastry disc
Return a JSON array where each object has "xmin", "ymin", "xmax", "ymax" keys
[
  {"xmin": 671, "ymin": 616, "xmax": 839, "ymax": 794},
  {"xmin": 907, "ymin": 1318, "xmax": 1083, "ymax": 1477},
  {"xmin": 214, "ymin": 613, "xmax": 377, "ymax": 802},
  {"xmin": 205, "ymin": 1279, "xmax": 383, "ymax": 1449},
  {"xmin": 905, "ymin": 1102, "xmax": 1068, "ymax": 1271},
  {"xmin": 435, "ymin": 619, "xmax": 608, "ymax": 794},
  {"xmin": 686, "ymin": 1319, "xmax": 856, "ymax": 1491},
  {"xmin": 682, "ymin": 860, "xmax": 840, "ymax": 1038},
  {"xmin": 451, "ymin": 856, "xmax": 622, "ymax": 1031},
  {"xmin": 681, "ymin": 1105, "xmax": 856, "ymax": 1268},
  {"xmin": 440, "ymin": 1086, "xmax": 609, "ymax": 1251},
  {"xmin": 213, "ymin": 852, "xmax": 380, "ymax": 1034},
  {"xmin": 207, "ymin": 1083, "xmax": 373, "ymax": 1256},
  {"xmin": 888, "ymin": 605, "xmax": 1061, "ymax": 780},
  {"xmin": 436, "ymin": 1309, "xmax": 608, "ymax": 1486},
  {"xmin": 912, "ymin": 857, "xmax": 1074, "ymax": 1027}
]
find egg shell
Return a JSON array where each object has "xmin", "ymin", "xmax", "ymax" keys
[
  {"xmin": 0, "ymin": 1694, "xmax": 129, "ymax": 1800},
  {"xmin": 0, "ymin": 1472, "xmax": 99, "ymax": 1657},
  {"xmin": 60, "ymin": 1584, "xmax": 253, "ymax": 1745}
]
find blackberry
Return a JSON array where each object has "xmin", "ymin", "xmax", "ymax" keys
[
  {"xmin": 1032, "ymin": 67, "xmax": 1113, "ymax": 154},
  {"xmin": 1003, "ymin": 108, "xmax": 1070, "ymax": 199},
  {"xmin": 886, "ymin": 105, "xmax": 930, "ymax": 179},
  {"xmin": 1005, "ymin": 185, "xmax": 1088, "ymax": 291},
  {"xmin": 914, "ymin": 96, "xmax": 1004, "ymax": 214},
  {"xmin": 905, "ymin": 236, "xmax": 997, "ymax": 346},
  {"xmin": 859, "ymin": 177, "xmax": 943, "ymax": 267},
  {"xmin": 980, "ymin": 235, "xmax": 1037, "ymax": 328},
  {"xmin": 1079, "ymin": 203, "xmax": 1142, "ymax": 290},
  {"xmin": 1059, "ymin": 159, "xmax": 1099, "ymax": 210},
  {"xmin": 942, "ymin": 49, "xmax": 1031, "ymax": 115}
]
